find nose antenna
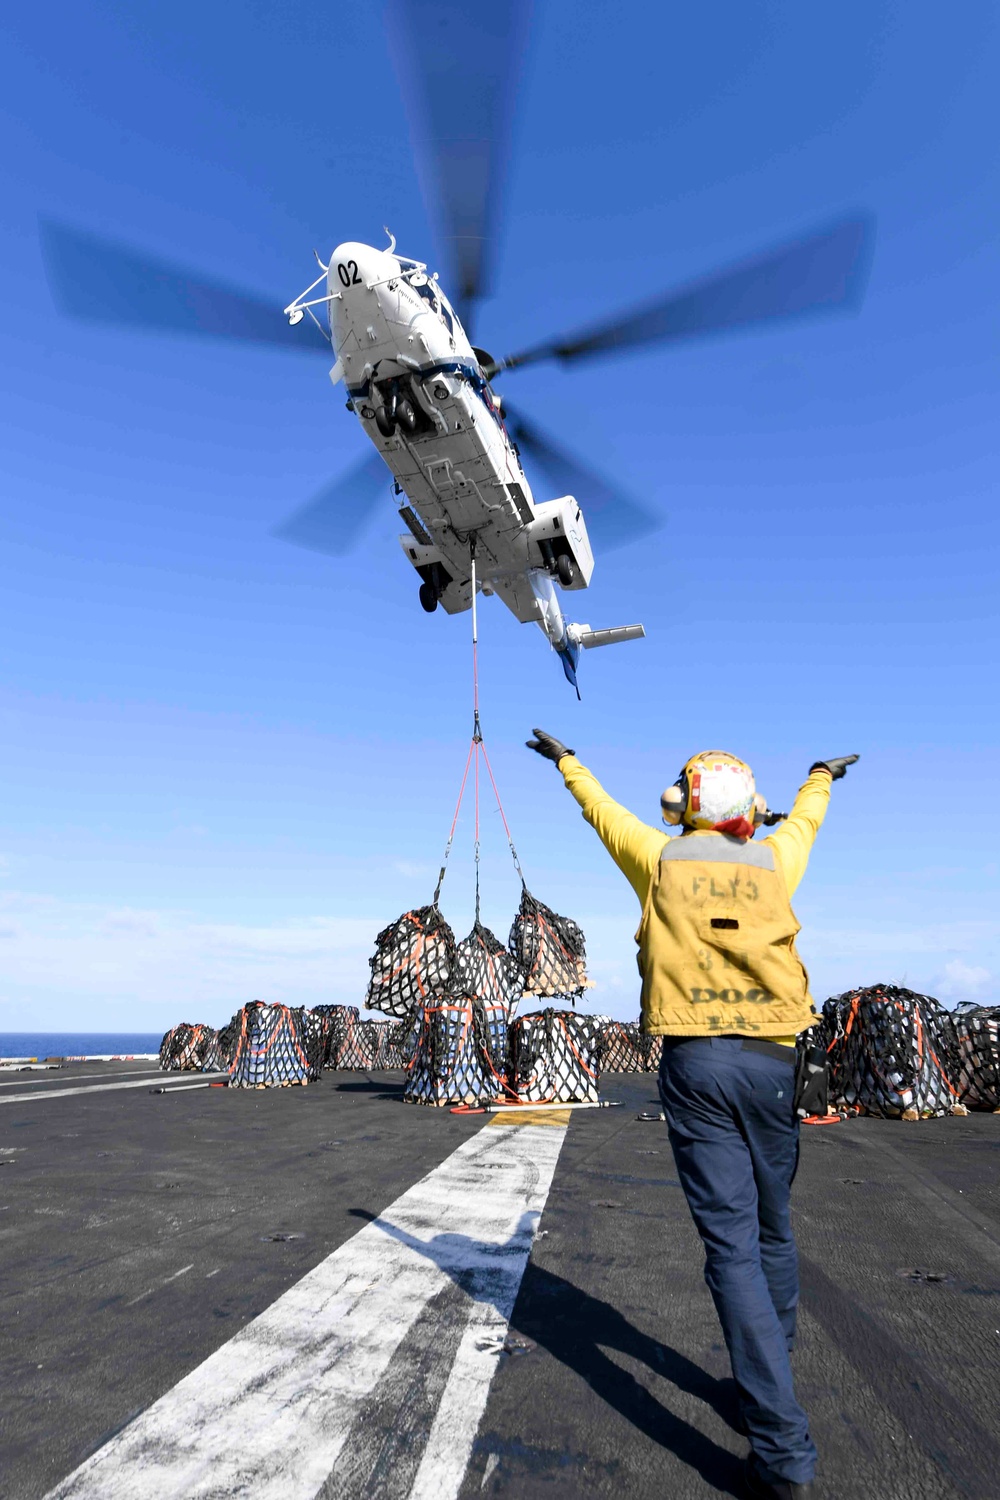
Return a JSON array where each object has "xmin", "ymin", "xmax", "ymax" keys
[{"xmin": 383, "ymin": 226, "xmax": 397, "ymax": 253}]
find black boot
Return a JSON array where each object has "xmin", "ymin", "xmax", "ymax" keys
[{"xmin": 744, "ymin": 1455, "xmax": 819, "ymax": 1499}]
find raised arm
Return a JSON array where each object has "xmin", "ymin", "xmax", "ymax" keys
[
  {"xmin": 765, "ymin": 755, "xmax": 858, "ymax": 897},
  {"xmin": 525, "ymin": 730, "xmax": 666, "ymax": 903}
]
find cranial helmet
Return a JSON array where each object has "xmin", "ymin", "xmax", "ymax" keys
[{"xmin": 660, "ymin": 751, "xmax": 764, "ymax": 838}]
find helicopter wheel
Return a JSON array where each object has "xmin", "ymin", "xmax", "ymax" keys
[
  {"xmin": 418, "ymin": 581, "xmax": 439, "ymax": 613},
  {"xmin": 374, "ymin": 406, "xmax": 396, "ymax": 438},
  {"xmin": 396, "ymin": 398, "xmax": 419, "ymax": 433},
  {"xmin": 556, "ymin": 553, "xmax": 577, "ymax": 587}
]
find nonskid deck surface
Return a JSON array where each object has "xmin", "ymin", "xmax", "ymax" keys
[{"xmin": 1, "ymin": 1060, "xmax": 998, "ymax": 1500}]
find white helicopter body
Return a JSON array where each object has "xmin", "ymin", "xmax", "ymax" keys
[{"xmin": 286, "ymin": 239, "xmax": 644, "ymax": 685}]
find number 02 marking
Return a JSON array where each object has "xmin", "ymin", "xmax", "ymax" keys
[{"xmin": 337, "ymin": 260, "xmax": 362, "ymax": 288}]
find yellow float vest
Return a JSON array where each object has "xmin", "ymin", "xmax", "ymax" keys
[{"xmin": 636, "ymin": 835, "xmax": 819, "ymax": 1038}]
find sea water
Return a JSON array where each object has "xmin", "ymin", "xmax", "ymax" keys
[{"xmin": 0, "ymin": 1033, "xmax": 163, "ymax": 1059}]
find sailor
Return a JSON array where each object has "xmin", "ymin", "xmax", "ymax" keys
[{"xmin": 525, "ymin": 731, "xmax": 858, "ymax": 1500}]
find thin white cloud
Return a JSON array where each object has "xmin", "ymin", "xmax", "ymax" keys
[
  {"xmin": 936, "ymin": 959, "xmax": 993, "ymax": 1001},
  {"xmin": 0, "ymin": 891, "xmax": 379, "ymax": 1028}
]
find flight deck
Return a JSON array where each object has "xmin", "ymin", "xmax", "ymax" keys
[{"xmin": 1, "ymin": 1060, "xmax": 997, "ymax": 1499}]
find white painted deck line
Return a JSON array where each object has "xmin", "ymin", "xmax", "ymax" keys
[
  {"xmin": 45, "ymin": 1114, "xmax": 569, "ymax": 1500},
  {"xmin": 0, "ymin": 1067, "xmax": 162, "ymax": 1089},
  {"xmin": 0, "ymin": 1075, "xmax": 225, "ymax": 1104}
]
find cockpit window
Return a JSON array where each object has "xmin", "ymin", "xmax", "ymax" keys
[{"xmin": 413, "ymin": 279, "xmax": 454, "ymax": 335}]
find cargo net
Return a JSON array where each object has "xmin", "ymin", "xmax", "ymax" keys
[
  {"xmin": 509, "ymin": 888, "xmax": 593, "ymax": 1001},
  {"xmin": 159, "ymin": 1023, "xmax": 221, "ymax": 1072},
  {"xmin": 823, "ymin": 986, "xmax": 962, "ymax": 1119},
  {"xmin": 455, "ymin": 922, "xmax": 523, "ymax": 1083},
  {"xmin": 332, "ymin": 1009, "xmax": 376, "ymax": 1070},
  {"xmin": 600, "ymin": 1020, "xmax": 649, "ymax": 1073},
  {"xmin": 386, "ymin": 1017, "xmax": 418, "ymax": 1069},
  {"xmin": 950, "ymin": 1003, "xmax": 1000, "ymax": 1110},
  {"xmin": 226, "ymin": 1001, "xmax": 324, "ymax": 1088},
  {"xmin": 639, "ymin": 1033, "xmax": 664, "ymax": 1073},
  {"xmin": 507, "ymin": 1008, "xmax": 604, "ymax": 1103},
  {"xmin": 404, "ymin": 994, "xmax": 501, "ymax": 1107},
  {"xmin": 366, "ymin": 905, "xmax": 456, "ymax": 1019},
  {"xmin": 309, "ymin": 1005, "xmax": 360, "ymax": 1068}
]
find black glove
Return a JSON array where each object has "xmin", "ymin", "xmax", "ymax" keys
[
  {"xmin": 526, "ymin": 728, "xmax": 574, "ymax": 764},
  {"xmin": 810, "ymin": 754, "xmax": 859, "ymax": 781}
]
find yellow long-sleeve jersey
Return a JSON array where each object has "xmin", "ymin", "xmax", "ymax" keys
[{"xmin": 558, "ymin": 757, "xmax": 832, "ymax": 1043}]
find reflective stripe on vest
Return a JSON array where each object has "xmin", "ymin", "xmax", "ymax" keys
[
  {"xmin": 636, "ymin": 833, "xmax": 817, "ymax": 1038},
  {"xmin": 659, "ymin": 835, "xmax": 775, "ymax": 869}
]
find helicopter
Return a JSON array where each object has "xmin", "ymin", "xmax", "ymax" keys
[
  {"xmin": 282, "ymin": 230, "xmax": 645, "ymax": 690},
  {"xmin": 39, "ymin": 0, "xmax": 874, "ymax": 691}
]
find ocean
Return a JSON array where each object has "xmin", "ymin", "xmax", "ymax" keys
[{"xmin": 0, "ymin": 1033, "xmax": 163, "ymax": 1060}]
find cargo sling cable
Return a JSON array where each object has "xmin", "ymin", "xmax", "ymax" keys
[
  {"xmin": 424, "ymin": 543, "xmax": 599, "ymax": 1111},
  {"xmin": 431, "ymin": 539, "xmax": 525, "ymax": 927}
]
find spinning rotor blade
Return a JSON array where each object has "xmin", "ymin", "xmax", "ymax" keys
[
  {"xmin": 490, "ymin": 215, "xmax": 874, "ymax": 375},
  {"xmin": 40, "ymin": 220, "xmax": 328, "ymax": 352},
  {"xmin": 385, "ymin": 0, "xmax": 531, "ymax": 333},
  {"xmin": 272, "ymin": 451, "xmax": 392, "ymax": 556},
  {"xmin": 504, "ymin": 401, "xmax": 660, "ymax": 553}
]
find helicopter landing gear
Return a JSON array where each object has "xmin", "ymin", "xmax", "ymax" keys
[
  {"xmin": 395, "ymin": 398, "xmax": 419, "ymax": 433},
  {"xmin": 374, "ymin": 405, "xmax": 395, "ymax": 438},
  {"xmin": 556, "ymin": 553, "xmax": 577, "ymax": 588},
  {"xmin": 418, "ymin": 580, "xmax": 439, "ymax": 613}
]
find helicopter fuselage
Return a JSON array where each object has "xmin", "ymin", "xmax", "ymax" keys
[{"xmin": 326, "ymin": 241, "xmax": 597, "ymax": 648}]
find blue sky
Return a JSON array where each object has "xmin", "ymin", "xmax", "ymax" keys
[{"xmin": 0, "ymin": 0, "xmax": 997, "ymax": 1031}]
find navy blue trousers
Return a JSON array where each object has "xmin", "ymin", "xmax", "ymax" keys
[{"xmin": 658, "ymin": 1036, "xmax": 817, "ymax": 1485}]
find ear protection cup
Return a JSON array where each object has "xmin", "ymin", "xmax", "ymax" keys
[
  {"xmin": 660, "ymin": 782, "xmax": 685, "ymax": 825},
  {"xmin": 752, "ymin": 792, "xmax": 768, "ymax": 827}
]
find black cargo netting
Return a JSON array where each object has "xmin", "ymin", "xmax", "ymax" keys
[
  {"xmin": 335, "ymin": 1013, "xmax": 379, "ymax": 1070},
  {"xmin": 600, "ymin": 1019, "xmax": 647, "ymax": 1073},
  {"xmin": 214, "ymin": 1014, "xmax": 240, "ymax": 1072},
  {"xmin": 950, "ymin": 1003, "xmax": 1000, "ymax": 1110},
  {"xmin": 364, "ymin": 1020, "xmax": 391, "ymax": 1069},
  {"xmin": 386, "ymin": 1017, "xmax": 418, "ymax": 1068},
  {"xmin": 507, "ymin": 1008, "xmax": 604, "ymax": 1103},
  {"xmin": 823, "ymin": 986, "xmax": 962, "ymax": 1119},
  {"xmin": 366, "ymin": 905, "xmax": 456, "ymax": 1019},
  {"xmin": 159, "ymin": 1023, "xmax": 219, "ymax": 1072},
  {"xmin": 639, "ymin": 1033, "xmax": 664, "ymax": 1073},
  {"xmin": 302, "ymin": 1008, "xmax": 331, "ymax": 1067},
  {"xmin": 226, "ymin": 1001, "xmax": 324, "ymax": 1087},
  {"xmin": 509, "ymin": 888, "xmax": 593, "ymax": 1000},
  {"xmin": 404, "ymin": 993, "xmax": 501, "ymax": 1107},
  {"xmin": 455, "ymin": 922, "xmax": 524, "ymax": 1081},
  {"xmin": 310, "ymin": 1005, "xmax": 360, "ymax": 1068}
]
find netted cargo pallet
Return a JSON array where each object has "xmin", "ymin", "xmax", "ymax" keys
[
  {"xmin": 226, "ymin": 1002, "xmax": 324, "ymax": 1087},
  {"xmin": 366, "ymin": 905, "xmax": 456, "ymax": 1019},
  {"xmin": 823, "ymin": 986, "xmax": 964, "ymax": 1119},
  {"xmin": 335, "ymin": 1013, "xmax": 379, "ymax": 1071},
  {"xmin": 639, "ymin": 1033, "xmax": 664, "ymax": 1073},
  {"xmin": 302, "ymin": 1008, "xmax": 331, "ymax": 1068},
  {"xmin": 310, "ymin": 1005, "xmax": 360, "ymax": 1069},
  {"xmin": 601, "ymin": 1019, "xmax": 665, "ymax": 1073},
  {"xmin": 509, "ymin": 889, "xmax": 593, "ymax": 1000},
  {"xmin": 455, "ymin": 922, "xmax": 523, "ymax": 1079},
  {"xmin": 404, "ymin": 995, "xmax": 502, "ymax": 1107},
  {"xmin": 363, "ymin": 1019, "xmax": 391, "ymax": 1069},
  {"xmin": 600, "ymin": 1019, "xmax": 646, "ymax": 1073},
  {"xmin": 159, "ymin": 1023, "xmax": 219, "ymax": 1072},
  {"xmin": 507, "ymin": 1008, "xmax": 604, "ymax": 1103},
  {"xmin": 950, "ymin": 1003, "xmax": 1000, "ymax": 1110},
  {"xmin": 385, "ymin": 1017, "xmax": 417, "ymax": 1068}
]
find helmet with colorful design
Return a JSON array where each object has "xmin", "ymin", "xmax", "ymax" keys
[{"xmin": 660, "ymin": 751, "xmax": 764, "ymax": 839}]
